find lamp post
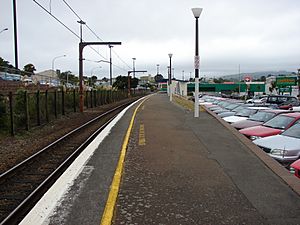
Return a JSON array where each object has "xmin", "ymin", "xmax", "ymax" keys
[
  {"xmin": 132, "ymin": 58, "xmax": 136, "ymax": 78},
  {"xmin": 0, "ymin": 28, "xmax": 8, "ymax": 34},
  {"xmin": 238, "ymin": 64, "xmax": 241, "ymax": 95},
  {"xmin": 109, "ymin": 45, "xmax": 113, "ymax": 86},
  {"xmin": 156, "ymin": 64, "xmax": 160, "ymax": 75},
  {"xmin": 192, "ymin": 7, "xmax": 203, "ymax": 118},
  {"xmin": 52, "ymin": 55, "xmax": 66, "ymax": 83},
  {"xmin": 168, "ymin": 53, "xmax": 173, "ymax": 101}
]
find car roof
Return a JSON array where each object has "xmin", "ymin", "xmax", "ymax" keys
[
  {"xmin": 246, "ymin": 106, "xmax": 270, "ymax": 110},
  {"xmin": 262, "ymin": 109, "xmax": 291, "ymax": 113},
  {"xmin": 280, "ymin": 112, "xmax": 300, "ymax": 118}
]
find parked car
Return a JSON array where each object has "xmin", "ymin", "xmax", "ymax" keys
[
  {"xmin": 253, "ymin": 122, "xmax": 300, "ymax": 166},
  {"xmin": 240, "ymin": 112, "xmax": 300, "ymax": 140},
  {"xmin": 218, "ymin": 104, "xmax": 249, "ymax": 118},
  {"xmin": 231, "ymin": 110, "xmax": 290, "ymax": 130},
  {"xmin": 266, "ymin": 95, "xmax": 298, "ymax": 106},
  {"xmin": 223, "ymin": 107, "xmax": 270, "ymax": 124},
  {"xmin": 278, "ymin": 97, "xmax": 300, "ymax": 109},
  {"xmin": 213, "ymin": 103, "xmax": 241, "ymax": 114},
  {"xmin": 290, "ymin": 159, "xmax": 300, "ymax": 179},
  {"xmin": 246, "ymin": 95, "xmax": 268, "ymax": 104}
]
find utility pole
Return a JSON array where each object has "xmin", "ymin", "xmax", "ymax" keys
[
  {"xmin": 78, "ymin": 42, "xmax": 121, "ymax": 113},
  {"xmin": 109, "ymin": 45, "xmax": 113, "ymax": 86}
]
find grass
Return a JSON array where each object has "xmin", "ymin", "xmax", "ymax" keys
[{"xmin": 173, "ymin": 95, "xmax": 206, "ymax": 112}]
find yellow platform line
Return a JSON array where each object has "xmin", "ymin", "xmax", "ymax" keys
[{"xmin": 100, "ymin": 97, "xmax": 149, "ymax": 225}]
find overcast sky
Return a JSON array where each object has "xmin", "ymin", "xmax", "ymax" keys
[{"xmin": 1, "ymin": 0, "xmax": 300, "ymax": 79}]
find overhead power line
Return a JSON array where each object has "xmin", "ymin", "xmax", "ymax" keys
[
  {"xmin": 33, "ymin": 0, "xmax": 107, "ymax": 60},
  {"xmin": 33, "ymin": 0, "xmax": 131, "ymax": 73}
]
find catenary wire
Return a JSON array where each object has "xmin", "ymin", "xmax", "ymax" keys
[{"xmin": 33, "ymin": 0, "xmax": 131, "ymax": 73}]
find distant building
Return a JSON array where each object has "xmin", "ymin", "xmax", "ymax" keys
[
  {"xmin": 139, "ymin": 75, "xmax": 155, "ymax": 85},
  {"xmin": 33, "ymin": 69, "xmax": 59, "ymax": 85}
]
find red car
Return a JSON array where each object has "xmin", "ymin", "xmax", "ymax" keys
[
  {"xmin": 290, "ymin": 159, "xmax": 300, "ymax": 179},
  {"xmin": 239, "ymin": 112, "xmax": 300, "ymax": 140},
  {"xmin": 232, "ymin": 109, "xmax": 290, "ymax": 130}
]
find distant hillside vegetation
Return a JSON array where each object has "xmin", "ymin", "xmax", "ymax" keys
[{"xmin": 220, "ymin": 71, "xmax": 294, "ymax": 81}]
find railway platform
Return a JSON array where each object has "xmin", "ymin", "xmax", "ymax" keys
[{"xmin": 21, "ymin": 93, "xmax": 300, "ymax": 225}]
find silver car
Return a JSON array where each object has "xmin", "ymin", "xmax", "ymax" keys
[{"xmin": 253, "ymin": 122, "xmax": 300, "ymax": 166}]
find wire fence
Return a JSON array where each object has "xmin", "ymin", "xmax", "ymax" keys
[{"xmin": 0, "ymin": 89, "xmax": 143, "ymax": 136}]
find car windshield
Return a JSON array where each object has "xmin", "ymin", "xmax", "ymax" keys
[
  {"xmin": 249, "ymin": 111, "xmax": 275, "ymax": 122},
  {"xmin": 225, "ymin": 103, "xmax": 239, "ymax": 110},
  {"xmin": 282, "ymin": 123, "xmax": 300, "ymax": 138},
  {"xmin": 235, "ymin": 108, "xmax": 257, "ymax": 117},
  {"xmin": 232, "ymin": 105, "xmax": 245, "ymax": 112},
  {"xmin": 263, "ymin": 115, "xmax": 295, "ymax": 129}
]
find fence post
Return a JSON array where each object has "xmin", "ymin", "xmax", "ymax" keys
[
  {"xmin": 36, "ymin": 90, "xmax": 41, "ymax": 126},
  {"xmin": 45, "ymin": 90, "xmax": 49, "ymax": 122},
  {"xmin": 90, "ymin": 90, "xmax": 93, "ymax": 108},
  {"xmin": 54, "ymin": 90, "xmax": 58, "ymax": 118},
  {"xmin": 73, "ymin": 89, "xmax": 76, "ymax": 112},
  {"xmin": 62, "ymin": 89, "xmax": 65, "ymax": 115},
  {"xmin": 94, "ymin": 90, "xmax": 97, "ymax": 107},
  {"xmin": 24, "ymin": 91, "xmax": 29, "ymax": 131},
  {"xmin": 9, "ymin": 92, "xmax": 14, "ymax": 136},
  {"xmin": 85, "ymin": 91, "xmax": 88, "ymax": 108}
]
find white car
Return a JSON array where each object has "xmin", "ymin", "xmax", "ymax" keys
[
  {"xmin": 253, "ymin": 122, "xmax": 300, "ymax": 166},
  {"xmin": 223, "ymin": 107, "xmax": 270, "ymax": 123},
  {"xmin": 292, "ymin": 106, "xmax": 300, "ymax": 112}
]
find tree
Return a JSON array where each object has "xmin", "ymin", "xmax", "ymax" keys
[
  {"xmin": 112, "ymin": 75, "xmax": 139, "ymax": 90},
  {"xmin": 102, "ymin": 77, "xmax": 109, "ymax": 82},
  {"xmin": 59, "ymin": 71, "xmax": 79, "ymax": 84},
  {"xmin": 113, "ymin": 75, "xmax": 128, "ymax": 89},
  {"xmin": 0, "ymin": 57, "xmax": 17, "ymax": 73},
  {"xmin": 23, "ymin": 63, "xmax": 36, "ymax": 76},
  {"xmin": 131, "ymin": 77, "xmax": 139, "ymax": 89},
  {"xmin": 260, "ymin": 76, "xmax": 266, "ymax": 82},
  {"xmin": 154, "ymin": 74, "xmax": 164, "ymax": 83},
  {"xmin": 88, "ymin": 75, "xmax": 98, "ymax": 86}
]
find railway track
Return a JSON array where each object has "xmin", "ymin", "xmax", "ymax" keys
[{"xmin": 0, "ymin": 100, "xmax": 136, "ymax": 225}]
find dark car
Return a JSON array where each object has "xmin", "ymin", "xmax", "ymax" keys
[{"xmin": 266, "ymin": 95, "xmax": 298, "ymax": 106}]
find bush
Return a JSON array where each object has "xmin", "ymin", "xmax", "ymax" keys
[{"xmin": 0, "ymin": 94, "xmax": 9, "ymax": 133}]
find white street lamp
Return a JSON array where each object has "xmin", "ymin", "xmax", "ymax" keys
[
  {"xmin": 192, "ymin": 7, "xmax": 203, "ymax": 118},
  {"xmin": 51, "ymin": 54, "xmax": 66, "ymax": 84},
  {"xmin": 0, "ymin": 28, "xmax": 8, "ymax": 34}
]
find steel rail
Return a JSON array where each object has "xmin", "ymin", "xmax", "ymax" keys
[
  {"xmin": 0, "ymin": 101, "xmax": 134, "ymax": 225},
  {"xmin": 0, "ymin": 102, "xmax": 128, "ymax": 180}
]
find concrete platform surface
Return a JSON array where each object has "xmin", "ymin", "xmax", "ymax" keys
[{"xmin": 112, "ymin": 94, "xmax": 300, "ymax": 225}]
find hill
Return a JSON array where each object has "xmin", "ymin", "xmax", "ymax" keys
[{"xmin": 220, "ymin": 71, "xmax": 294, "ymax": 81}]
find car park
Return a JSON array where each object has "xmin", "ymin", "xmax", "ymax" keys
[
  {"xmin": 223, "ymin": 107, "xmax": 269, "ymax": 124},
  {"xmin": 290, "ymin": 159, "xmax": 300, "ymax": 179},
  {"xmin": 239, "ymin": 112, "xmax": 300, "ymax": 140},
  {"xmin": 246, "ymin": 95, "xmax": 268, "ymax": 104},
  {"xmin": 213, "ymin": 102, "xmax": 243, "ymax": 114},
  {"xmin": 253, "ymin": 122, "xmax": 300, "ymax": 166},
  {"xmin": 217, "ymin": 104, "xmax": 248, "ymax": 118},
  {"xmin": 278, "ymin": 98, "xmax": 300, "ymax": 110},
  {"xmin": 266, "ymin": 95, "xmax": 298, "ymax": 105},
  {"xmin": 231, "ymin": 110, "xmax": 290, "ymax": 130},
  {"xmin": 209, "ymin": 101, "xmax": 233, "ymax": 112}
]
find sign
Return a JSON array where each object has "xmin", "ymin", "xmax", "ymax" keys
[
  {"xmin": 194, "ymin": 56, "xmax": 200, "ymax": 69},
  {"xmin": 276, "ymin": 76, "xmax": 297, "ymax": 87},
  {"xmin": 244, "ymin": 76, "xmax": 252, "ymax": 82}
]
